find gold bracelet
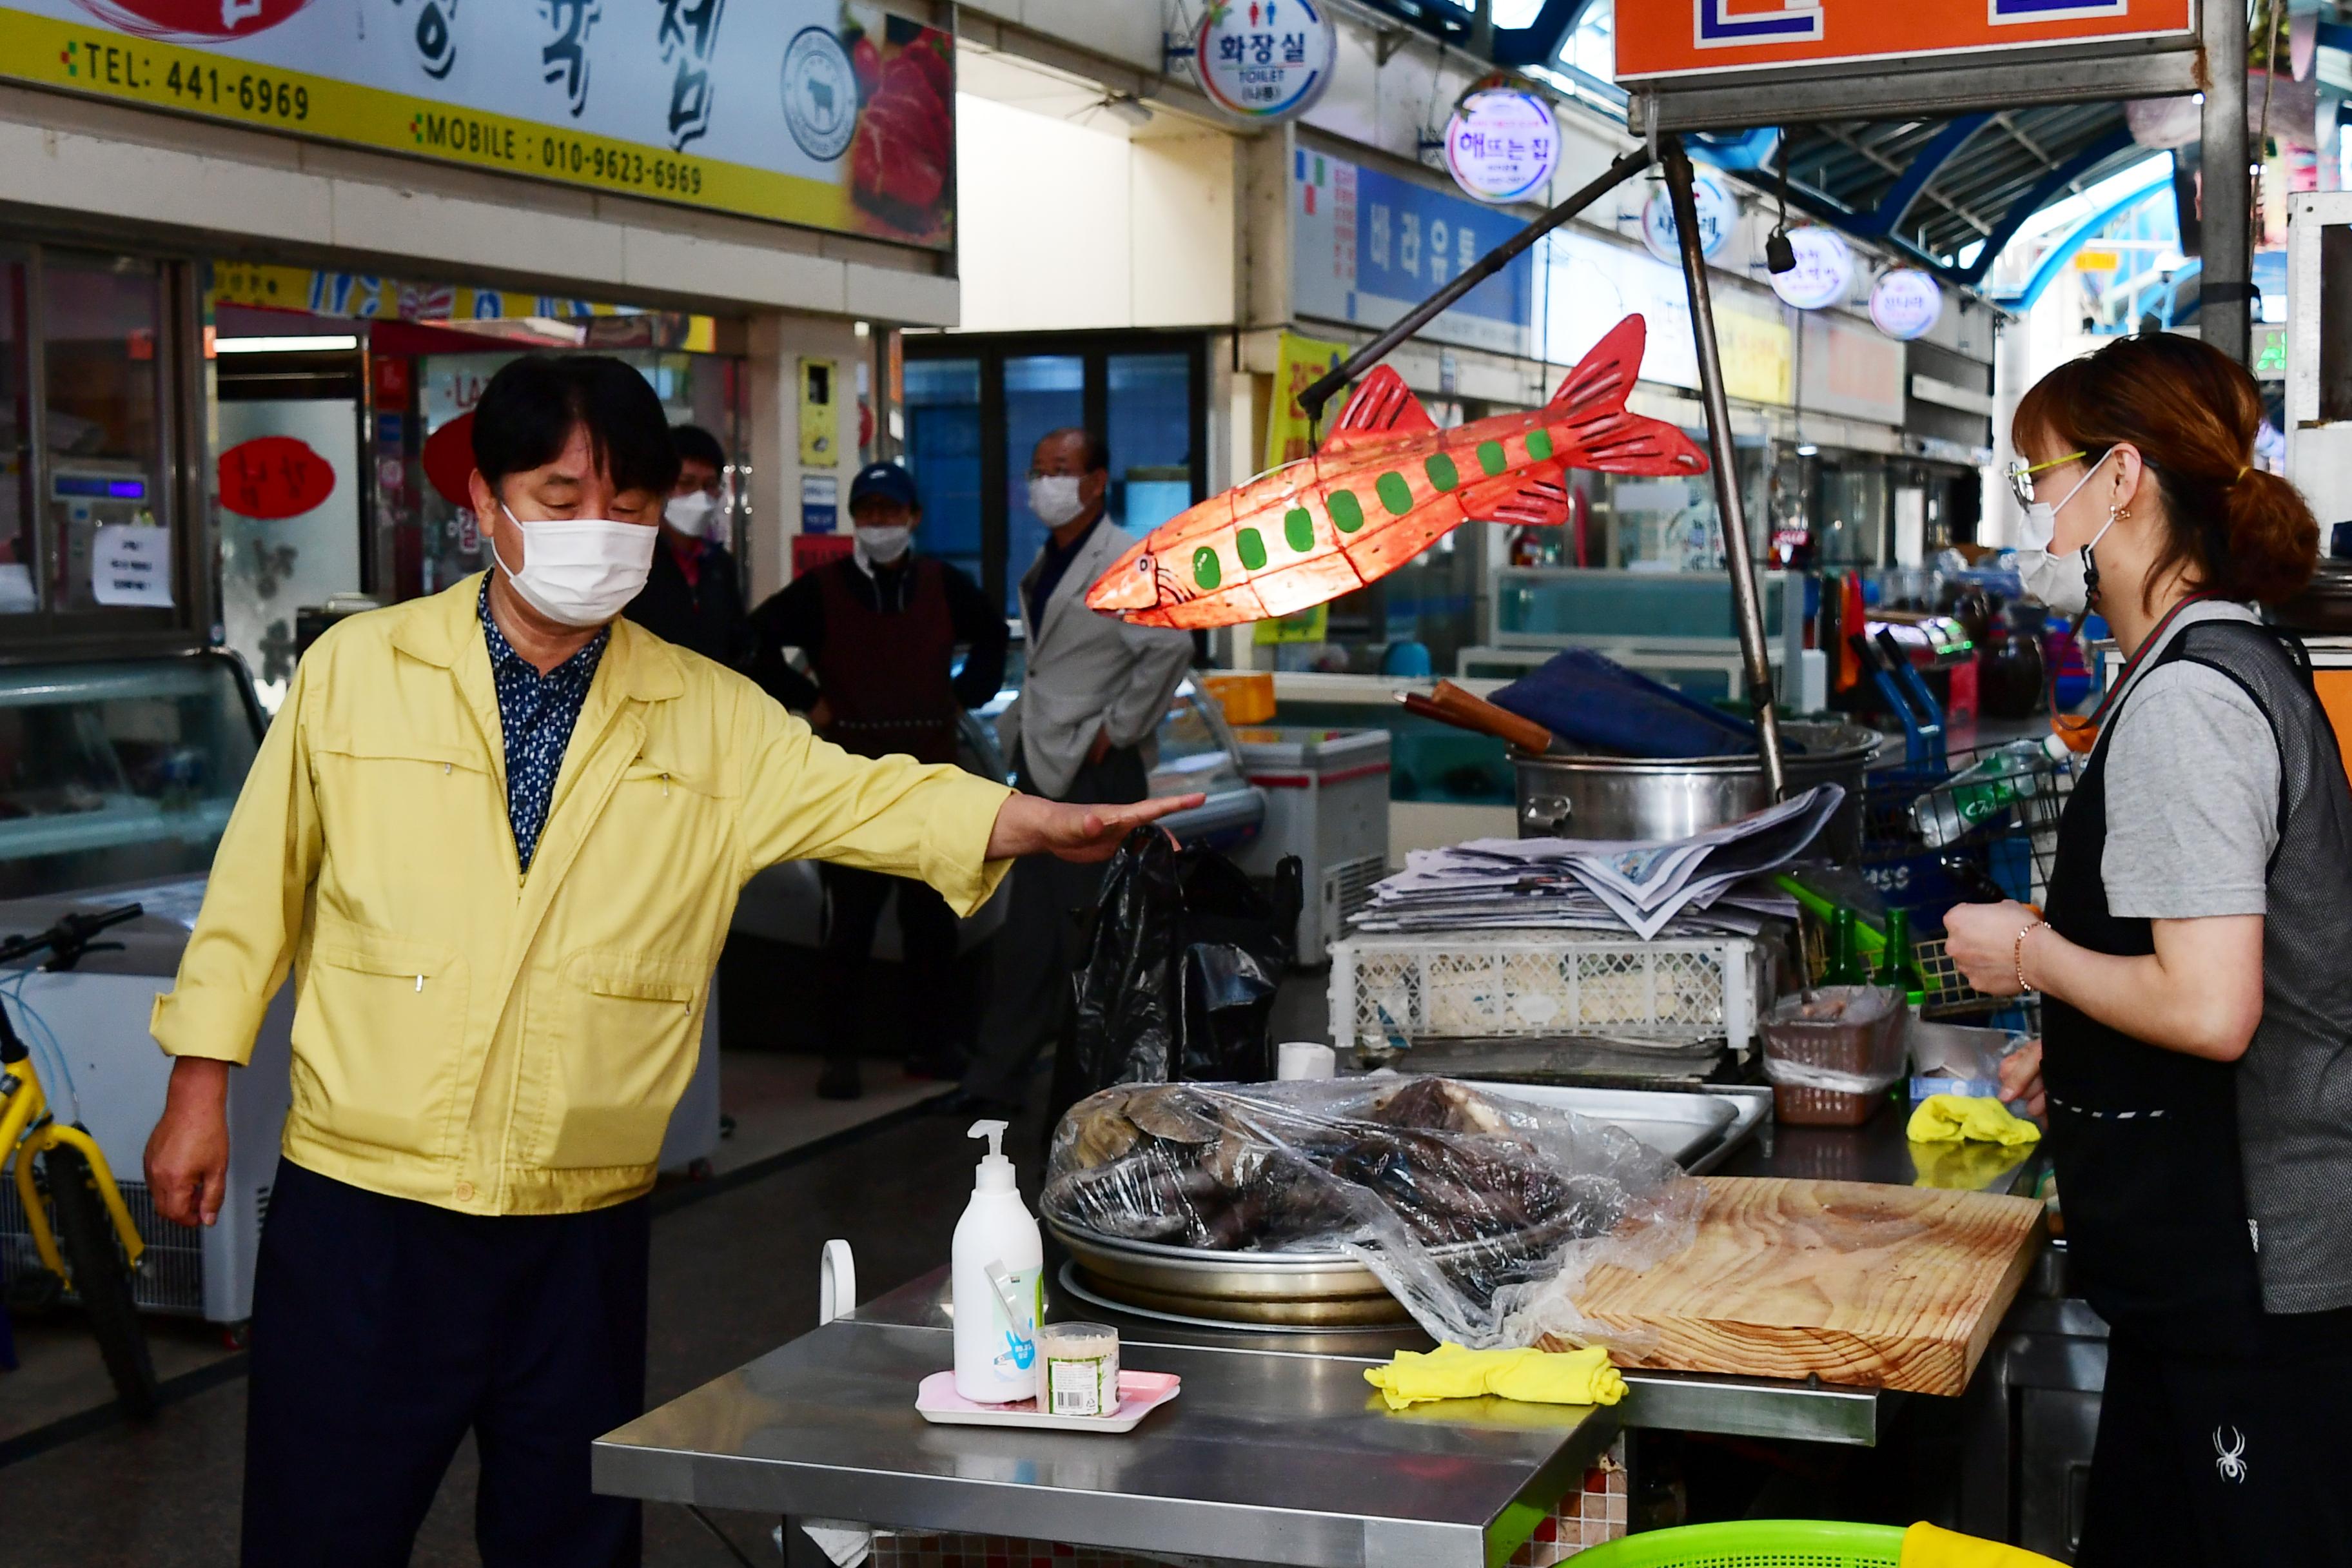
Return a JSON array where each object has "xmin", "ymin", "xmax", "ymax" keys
[{"xmin": 2014, "ymin": 920, "xmax": 2049, "ymax": 995}]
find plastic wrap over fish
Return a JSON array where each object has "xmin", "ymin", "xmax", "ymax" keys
[{"xmin": 1043, "ymin": 1077, "xmax": 1703, "ymax": 1351}]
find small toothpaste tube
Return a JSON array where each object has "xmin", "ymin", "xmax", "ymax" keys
[{"xmin": 1039, "ymin": 1322, "xmax": 1120, "ymax": 1418}]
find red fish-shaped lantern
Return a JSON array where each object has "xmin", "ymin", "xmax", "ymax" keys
[{"xmin": 1086, "ymin": 315, "xmax": 1705, "ymax": 629}]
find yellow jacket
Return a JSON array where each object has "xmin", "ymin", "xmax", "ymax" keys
[{"xmin": 152, "ymin": 576, "xmax": 1013, "ymax": 1215}]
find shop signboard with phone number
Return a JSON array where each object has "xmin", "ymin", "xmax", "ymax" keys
[{"xmin": 0, "ymin": 0, "xmax": 955, "ymax": 250}]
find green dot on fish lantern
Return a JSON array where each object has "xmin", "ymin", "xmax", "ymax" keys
[
  {"xmin": 1424, "ymin": 453, "xmax": 1459, "ymax": 491},
  {"xmin": 1376, "ymin": 472, "xmax": 1414, "ymax": 516},
  {"xmin": 1328, "ymin": 490, "xmax": 1365, "ymax": 533},
  {"xmin": 1191, "ymin": 545, "xmax": 1221, "ymax": 590},
  {"xmin": 1237, "ymin": 528, "xmax": 1267, "ymax": 571},
  {"xmin": 1525, "ymin": 429, "xmax": 1554, "ymax": 462},
  {"xmin": 1477, "ymin": 440, "xmax": 1507, "ymax": 476},
  {"xmin": 1285, "ymin": 507, "xmax": 1315, "ymax": 552}
]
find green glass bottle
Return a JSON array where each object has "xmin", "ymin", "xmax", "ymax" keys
[
  {"xmin": 1822, "ymin": 906, "xmax": 1867, "ymax": 986},
  {"xmin": 1875, "ymin": 907, "xmax": 1928, "ymax": 1004}
]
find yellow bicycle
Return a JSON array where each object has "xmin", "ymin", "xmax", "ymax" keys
[{"xmin": 0, "ymin": 904, "xmax": 158, "ymax": 1416}]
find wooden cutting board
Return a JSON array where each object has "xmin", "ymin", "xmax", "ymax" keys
[{"xmin": 1567, "ymin": 1176, "xmax": 2043, "ymax": 1396}]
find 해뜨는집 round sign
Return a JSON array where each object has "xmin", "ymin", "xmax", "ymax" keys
[{"xmin": 1445, "ymin": 88, "xmax": 1559, "ymax": 204}]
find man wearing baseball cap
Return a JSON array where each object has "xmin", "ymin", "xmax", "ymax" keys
[{"xmin": 749, "ymin": 461, "xmax": 1008, "ymax": 1098}]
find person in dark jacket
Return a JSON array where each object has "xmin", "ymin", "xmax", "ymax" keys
[
  {"xmin": 750, "ymin": 461, "xmax": 1010, "ymax": 1099},
  {"xmin": 623, "ymin": 423, "xmax": 751, "ymax": 667}
]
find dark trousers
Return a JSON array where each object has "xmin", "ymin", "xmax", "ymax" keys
[
  {"xmin": 819, "ymin": 862, "xmax": 960, "ymax": 1068},
  {"xmin": 242, "ymin": 1159, "xmax": 650, "ymax": 1568},
  {"xmin": 960, "ymin": 745, "xmax": 1148, "ymax": 1104},
  {"xmin": 2079, "ymin": 1326, "xmax": 2352, "ymax": 1566}
]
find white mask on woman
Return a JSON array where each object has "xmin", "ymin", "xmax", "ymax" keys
[
  {"xmin": 492, "ymin": 506, "xmax": 658, "ymax": 627},
  {"xmin": 663, "ymin": 490, "xmax": 718, "ymax": 538},
  {"xmin": 1028, "ymin": 474, "xmax": 1088, "ymax": 528},
  {"xmin": 2015, "ymin": 453, "xmax": 2120, "ymax": 617}
]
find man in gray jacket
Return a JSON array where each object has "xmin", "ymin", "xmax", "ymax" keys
[{"xmin": 954, "ymin": 427, "xmax": 1193, "ymax": 1113}]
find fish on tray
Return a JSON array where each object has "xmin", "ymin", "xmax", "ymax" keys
[{"xmin": 1084, "ymin": 314, "xmax": 1707, "ymax": 629}]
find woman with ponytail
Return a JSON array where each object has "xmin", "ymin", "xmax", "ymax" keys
[{"xmin": 1945, "ymin": 332, "xmax": 2352, "ymax": 1565}]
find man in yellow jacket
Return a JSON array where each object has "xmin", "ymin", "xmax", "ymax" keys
[{"xmin": 140, "ymin": 355, "xmax": 1197, "ymax": 1568}]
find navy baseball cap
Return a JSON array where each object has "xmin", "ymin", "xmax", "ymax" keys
[{"xmin": 849, "ymin": 461, "xmax": 919, "ymax": 509}]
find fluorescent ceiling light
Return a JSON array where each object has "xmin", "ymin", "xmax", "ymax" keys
[
  {"xmin": 215, "ymin": 334, "xmax": 359, "ymax": 353},
  {"xmin": 1795, "ymin": 444, "xmax": 1819, "ymax": 456}
]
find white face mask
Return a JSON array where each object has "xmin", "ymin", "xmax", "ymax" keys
[
  {"xmin": 854, "ymin": 524, "xmax": 912, "ymax": 567},
  {"xmin": 492, "ymin": 505, "xmax": 658, "ymax": 628},
  {"xmin": 663, "ymin": 490, "xmax": 718, "ymax": 538},
  {"xmin": 1028, "ymin": 473, "xmax": 1088, "ymax": 529},
  {"xmin": 2014, "ymin": 455, "xmax": 2120, "ymax": 617}
]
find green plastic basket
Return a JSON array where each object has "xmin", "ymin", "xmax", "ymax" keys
[{"xmin": 1567, "ymin": 1520, "xmax": 1906, "ymax": 1568}]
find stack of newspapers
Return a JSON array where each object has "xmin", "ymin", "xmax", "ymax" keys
[{"xmin": 1352, "ymin": 785, "xmax": 1843, "ymax": 941}]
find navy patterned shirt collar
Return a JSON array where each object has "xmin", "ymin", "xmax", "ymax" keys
[{"xmin": 478, "ymin": 577, "xmax": 607, "ymax": 874}]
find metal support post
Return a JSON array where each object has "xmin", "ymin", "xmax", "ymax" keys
[
  {"xmin": 2202, "ymin": 0, "xmax": 2253, "ymax": 367},
  {"xmin": 1297, "ymin": 148, "xmax": 1655, "ymax": 425},
  {"xmin": 1663, "ymin": 136, "xmax": 1787, "ymax": 799}
]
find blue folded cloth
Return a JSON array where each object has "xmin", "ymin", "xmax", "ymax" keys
[{"xmin": 1488, "ymin": 649, "xmax": 1766, "ymax": 760}]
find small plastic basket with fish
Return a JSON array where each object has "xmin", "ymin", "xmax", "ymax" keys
[{"xmin": 1041, "ymin": 1077, "xmax": 1703, "ymax": 1351}]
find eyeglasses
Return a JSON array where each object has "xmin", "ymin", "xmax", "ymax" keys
[{"xmin": 2004, "ymin": 450, "xmax": 2088, "ymax": 509}]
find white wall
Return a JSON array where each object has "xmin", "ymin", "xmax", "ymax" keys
[{"xmin": 956, "ymin": 70, "xmax": 1237, "ymax": 332}]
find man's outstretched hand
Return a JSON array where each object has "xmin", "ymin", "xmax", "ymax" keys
[{"xmin": 986, "ymin": 790, "xmax": 1206, "ymax": 863}]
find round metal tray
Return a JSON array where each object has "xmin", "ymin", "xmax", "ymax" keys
[{"xmin": 1049, "ymin": 1218, "xmax": 1415, "ymax": 1328}]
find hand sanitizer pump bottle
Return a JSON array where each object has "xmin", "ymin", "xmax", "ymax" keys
[{"xmin": 951, "ymin": 1119, "xmax": 1044, "ymax": 1404}]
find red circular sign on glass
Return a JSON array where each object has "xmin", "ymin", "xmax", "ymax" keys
[
  {"xmin": 218, "ymin": 435, "xmax": 335, "ymax": 520},
  {"xmin": 71, "ymin": 0, "xmax": 312, "ymax": 41},
  {"xmin": 422, "ymin": 411, "xmax": 476, "ymax": 508}
]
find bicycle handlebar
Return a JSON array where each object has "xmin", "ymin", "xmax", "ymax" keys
[{"xmin": 0, "ymin": 903, "xmax": 145, "ymax": 970}]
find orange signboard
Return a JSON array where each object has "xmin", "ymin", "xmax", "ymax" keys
[{"xmin": 1617, "ymin": 0, "xmax": 2198, "ymax": 81}]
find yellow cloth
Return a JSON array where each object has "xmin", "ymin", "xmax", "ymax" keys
[
  {"xmin": 152, "ymin": 576, "xmax": 1012, "ymax": 1215},
  {"xmin": 1907, "ymin": 1093, "xmax": 2043, "ymax": 1147},
  {"xmin": 1363, "ymin": 1342, "xmax": 1627, "ymax": 1411},
  {"xmin": 1900, "ymin": 1520, "xmax": 2066, "ymax": 1567},
  {"xmin": 1910, "ymin": 1139, "xmax": 2033, "ymax": 1193}
]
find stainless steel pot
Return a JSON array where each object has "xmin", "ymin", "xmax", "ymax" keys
[{"xmin": 1513, "ymin": 720, "xmax": 1882, "ymax": 857}]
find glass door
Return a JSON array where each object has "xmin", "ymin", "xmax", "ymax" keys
[
  {"xmin": 43, "ymin": 251, "xmax": 175, "ymax": 615},
  {"xmin": 0, "ymin": 251, "xmax": 31, "ymax": 616},
  {"xmin": 900, "ymin": 332, "xmax": 1206, "ymax": 622}
]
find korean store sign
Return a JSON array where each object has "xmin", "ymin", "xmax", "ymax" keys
[
  {"xmin": 1, "ymin": 0, "xmax": 956, "ymax": 250},
  {"xmin": 1195, "ymin": 0, "xmax": 1337, "ymax": 122},
  {"xmin": 1292, "ymin": 150, "xmax": 1538, "ymax": 358},
  {"xmin": 1616, "ymin": 0, "xmax": 2195, "ymax": 82},
  {"xmin": 1444, "ymin": 88, "xmax": 1560, "ymax": 204}
]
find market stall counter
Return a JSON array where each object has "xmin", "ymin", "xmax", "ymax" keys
[
  {"xmin": 594, "ymin": 1093, "xmax": 2054, "ymax": 1560},
  {"xmin": 594, "ymin": 1269, "xmax": 1620, "ymax": 1568}
]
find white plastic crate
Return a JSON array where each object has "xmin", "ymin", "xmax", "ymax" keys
[{"xmin": 1328, "ymin": 931, "xmax": 1763, "ymax": 1055}]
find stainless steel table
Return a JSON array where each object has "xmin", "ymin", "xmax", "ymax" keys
[{"xmin": 596, "ymin": 1271, "xmax": 1619, "ymax": 1568}]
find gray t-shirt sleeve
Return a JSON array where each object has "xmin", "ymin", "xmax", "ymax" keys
[{"xmin": 2100, "ymin": 663, "xmax": 2279, "ymax": 919}]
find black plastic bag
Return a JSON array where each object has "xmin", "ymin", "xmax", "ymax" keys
[{"xmin": 1046, "ymin": 828, "xmax": 1302, "ymax": 1130}]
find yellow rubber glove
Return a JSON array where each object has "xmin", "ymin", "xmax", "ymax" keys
[
  {"xmin": 1906, "ymin": 1093, "xmax": 2042, "ymax": 1147},
  {"xmin": 1899, "ymin": 1521, "xmax": 2066, "ymax": 1567},
  {"xmin": 1364, "ymin": 1343, "xmax": 1627, "ymax": 1411}
]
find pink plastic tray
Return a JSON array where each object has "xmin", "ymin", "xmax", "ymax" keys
[{"xmin": 914, "ymin": 1369, "xmax": 1182, "ymax": 1433}]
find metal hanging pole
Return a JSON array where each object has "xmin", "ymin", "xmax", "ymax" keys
[
  {"xmin": 2200, "ymin": 0, "xmax": 2253, "ymax": 367},
  {"xmin": 1662, "ymin": 135, "xmax": 1787, "ymax": 799},
  {"xmin": 1297, "ymin": 146, "xmax": 1655, "ymax": 426}
]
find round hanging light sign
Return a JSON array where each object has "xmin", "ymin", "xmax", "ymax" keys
[
  {"xmin": 1768, "ymin": 226, "xmax": 1854, "ymax": 311},
  {"xmin": 1195, "ymin": 0, "xmax": 1339, "ymax": 123},
  {"xmin": 1868, "ymin": 267, "xmax": 1945, "ymax": 340},
  {"xmin": 1641, "ymin": 173, "xmax": 1736, "ymax": 264},
  {"xmin": 1445, "ymin": 88, "xmax": 1560, "ymax": 204}
]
